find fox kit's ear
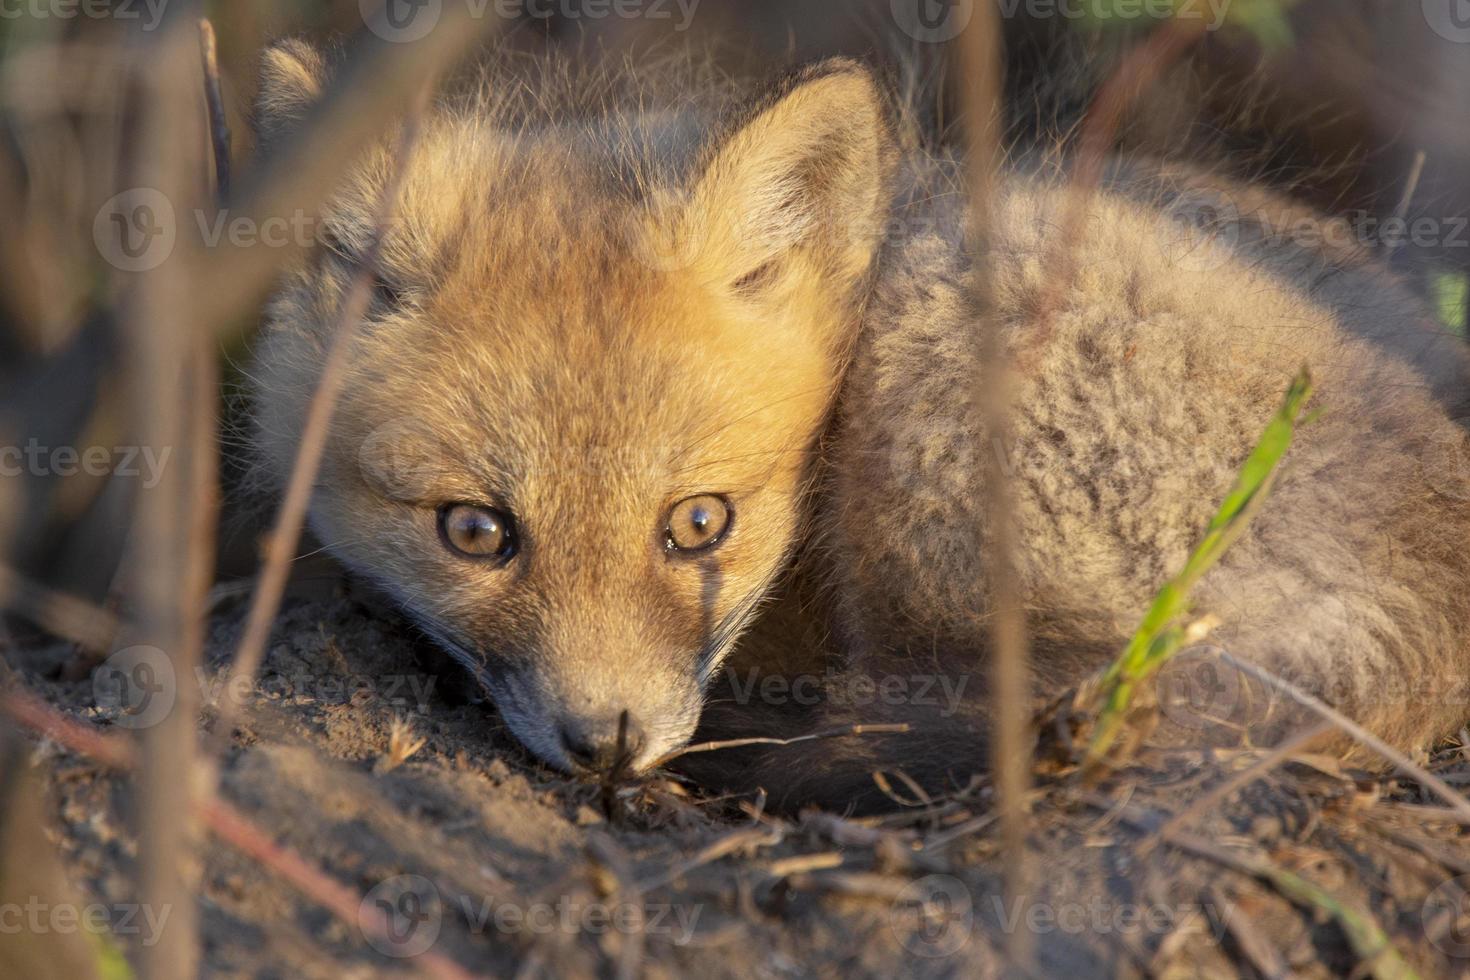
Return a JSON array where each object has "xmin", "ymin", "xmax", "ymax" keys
[
  {"xmin": 255, "ymin": 38, "xmax": 327, "ymax": 148},
  {"xmin": 685, "ymin": 59, "xmax": 894, "ymax": 293}
]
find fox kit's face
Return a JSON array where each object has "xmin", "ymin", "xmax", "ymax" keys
[{"xmin": 252, "ymin": 43, "xmax": 892, "ymax": 774}]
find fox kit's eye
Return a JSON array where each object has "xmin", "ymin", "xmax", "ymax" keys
[
  {"xmin": 666, "ymin": 495, "xmax": 732, "ymax": 554},
  {"xmin": 320, "ymin": 229, "xmax": 405, "ymax": 312},
  {"xmin": 372, "ymin": 275, "xmax": 405, "ymax": 311},
  {"xmin": 438, "ymin": 504, "xmax": 518, "ymax": 562}
]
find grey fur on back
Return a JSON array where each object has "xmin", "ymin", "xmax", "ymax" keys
[{"xmin": 816, "ymin": 151, "xmax": 1470, "ymax": 762}]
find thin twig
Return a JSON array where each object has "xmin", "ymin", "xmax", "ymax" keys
[
  {"xmin": 956, "ymin": 3, "xmax": 1032, "ymax": 972},
  {"xmin": 124, "ymin": 19, "xmax": 210, "ymax": 979},
  {"xmin": 635, "ymin": 826, "xmax": 784, "ymax": 893},
  {"xmin": 1142, "ymin": 720, "xmax": 1332, "ymax": 852},
  {"xmin": 188, "ymin": 5, "xmax": 496, "ymax": 335},
  {"xmin": 649, "ymin": 723, "xmax": 910, "ymax": 769},
  {"xmin": 1088, "ymin": 794, "xmax": 1420, "ymax": 980},
  {"xmin": 1217, "ymin": 652, "xmax": 1470, "ymax": 823},
  {"xmin": 198, "ymin": 18, "xmax": 231, "ymax": 201},
  {"xmin": 199, "ymin": 797, "xmax": 480, "ymax": 980},
  {"xmin": 0, "ymin": 562, "xmax": 119, "ymax": 652},
  {"xmin": 0, "ymin": 688, "xmax": 483, "ymax": 980},
  {"xmin": 1211, "ymin": 883, "xmax": 1289, "ymax": 980},
  {"xmin": 210, "ymin": 85, "xmax": 432, "ymax": 754},
  {"xmin": 1161, "ymin": 827, "xmax": 1418, "ymax": 980},
  {"xmin": 1390, "ymin": 151, "xmax": 1428, "ymax": 228},
  {"xmin": 1024, "ymin": 16, "xmax": 1208, "ymax": 365},
  {"xmin": 1387, "ymin": 150, "xmax": 1427, "ymax": 263},
  {"xmin": 0, "ymin": 689, "xmax": 135, "ymax": 769},
  {"xmin": 585, "ymin": 835, "xmax": 646, "ymax": 980}
]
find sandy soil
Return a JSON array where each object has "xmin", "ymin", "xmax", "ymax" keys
[{"xmin": 11, "ymin": 583, "xmax": 1470, "ymax": 978}]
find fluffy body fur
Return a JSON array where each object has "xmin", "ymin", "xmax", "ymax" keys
[{"xmin": 249, "ymin": 42, "xmax": 1470, "ymax": 810}]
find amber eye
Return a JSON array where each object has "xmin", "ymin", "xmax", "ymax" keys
[
  {"xmin": 666, "ymin": 495, "xmax": 732, "ymax": 554},
  {"xmin": 437, "ymin": 504, "xmax": 517, "ymax": 562}
]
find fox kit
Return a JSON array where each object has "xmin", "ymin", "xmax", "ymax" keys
[{"xmin": 250, "ymin": 40, "xmax": 1470, "ymax": 809}]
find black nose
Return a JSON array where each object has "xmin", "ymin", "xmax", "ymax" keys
[{"xmin": 559, "ymin": 713, "xmax": 645, "ymax": 773}]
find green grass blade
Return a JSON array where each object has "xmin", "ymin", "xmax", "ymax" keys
[{"xmin": 1087, "ymin": 367, "xmax": 1314, "ymax": 763}]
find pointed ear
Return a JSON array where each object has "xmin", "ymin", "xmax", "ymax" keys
[
  {"xmin": 683, "ymin": 59, "xmax": 895, "ymax": 292},
  {"xmin": 255, "ymin": 38, "xmax": 327, "ymax": 148}
]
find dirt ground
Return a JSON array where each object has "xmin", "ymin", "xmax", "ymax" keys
[{"xmin": 10, "ymin": 578, "xmax": 1470, "ymax": 978}]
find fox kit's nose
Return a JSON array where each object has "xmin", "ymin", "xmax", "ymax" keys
[{"xmin": 559, "ymin": 713, "xmax": 646, "ymax": 773}]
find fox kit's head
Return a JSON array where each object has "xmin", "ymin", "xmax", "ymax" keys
[{"xmin": 250, "ymin": 42, "xmax": 894, "ymax": 775}]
